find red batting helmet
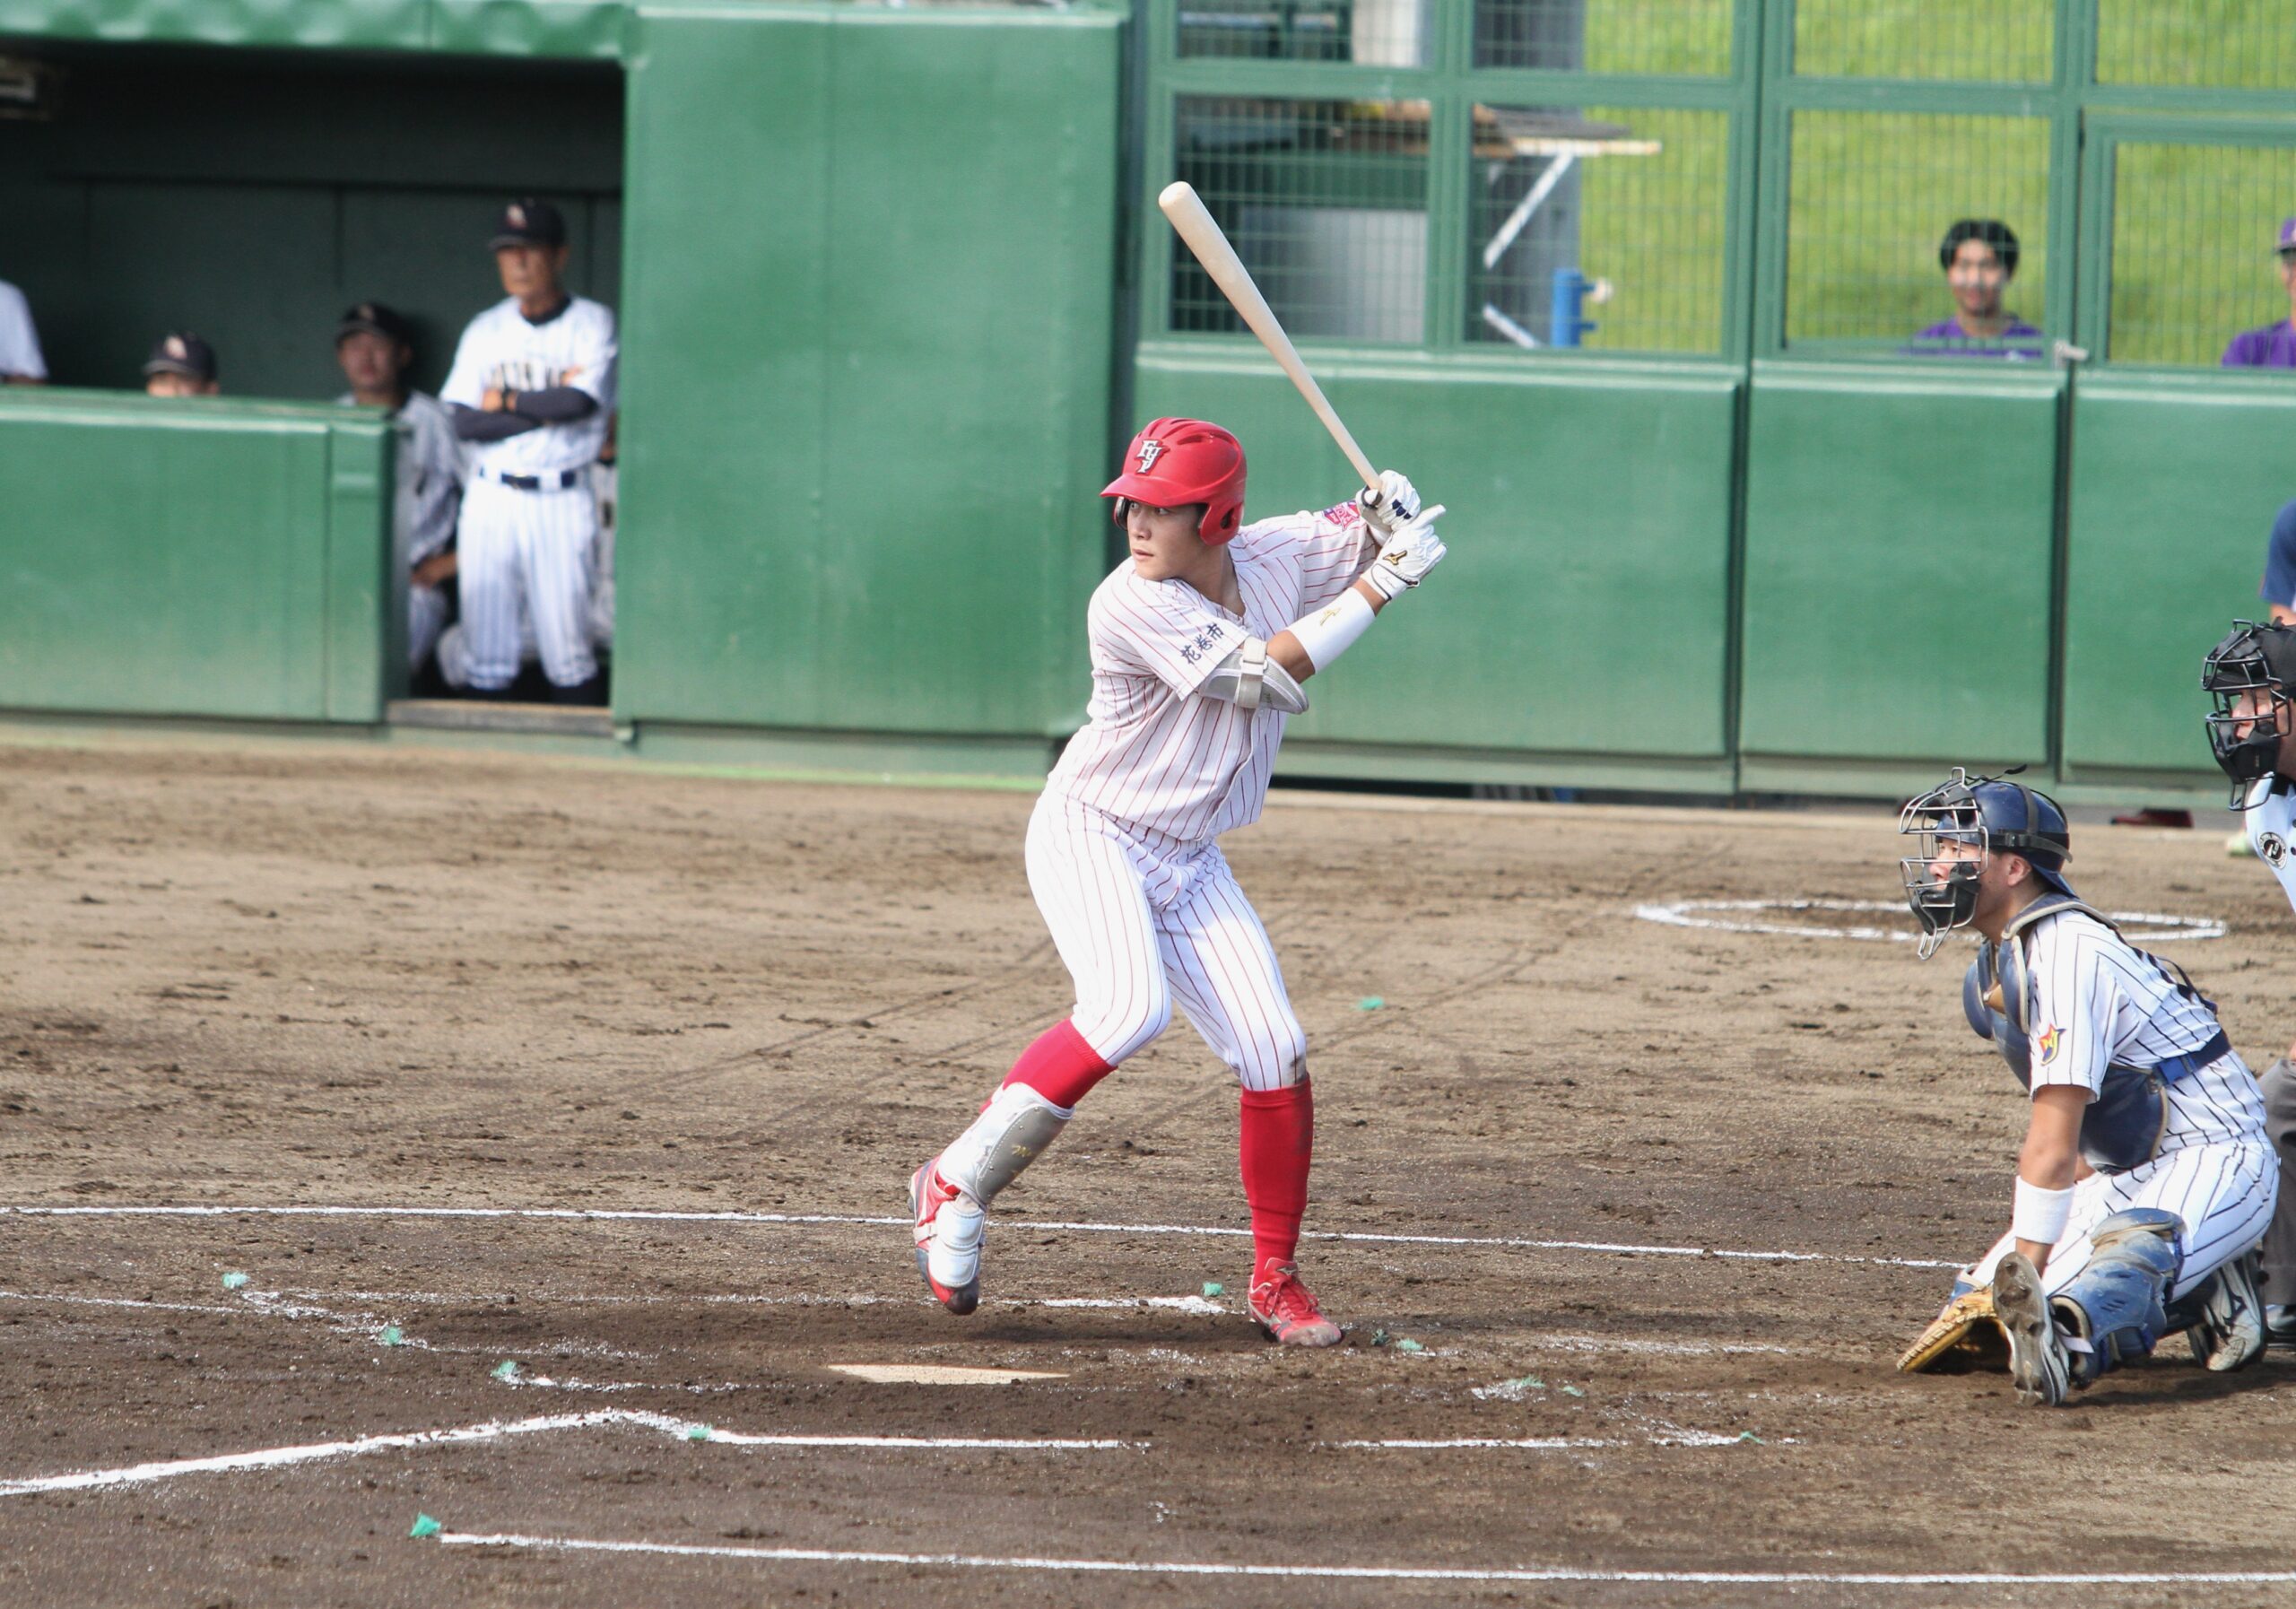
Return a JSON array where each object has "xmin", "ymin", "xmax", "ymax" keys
[{"xmin": 1101, "ymin": 417, "xmax": 1247, "ymax": 545}]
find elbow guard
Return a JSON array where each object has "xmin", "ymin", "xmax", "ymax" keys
[{"xmin": 1205, "ymin": 639, "xmax": 1309, "ymax": 715}]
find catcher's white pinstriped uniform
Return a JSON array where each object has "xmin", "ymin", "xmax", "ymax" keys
[
  {"xmin": 1035, "ymin": 502, "xmax": 1378, "ymax": 1091},
  {"xmin": 1963, "ymin": 909, "xmax": 2274, "ymax": 1300},
  {"xmin": 440, "ymin": 295, "xmax": 616, "ymax": 691}
]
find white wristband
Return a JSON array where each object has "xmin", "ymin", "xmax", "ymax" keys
[
  {"xmin": 1283, "ymin": 587, "xmax": 1376, "ymax": 674},
  {"xmin": 2011, "ymin": 1177, "xmax": 2073, "ymax": 1247}
]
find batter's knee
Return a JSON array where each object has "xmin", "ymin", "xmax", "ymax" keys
[
  {"xmin": 1235, "ymin": 1016, "xmax": 1309, "ymax": 1093},
  {"xmin": 1075, "ymin": 974, "xmax": 1170, "ymax": 1067}
]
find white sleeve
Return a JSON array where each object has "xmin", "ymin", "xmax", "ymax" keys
[
  {"xmin": 568, "ymin": 303, "xmax": 617, "ymax": 411},
  {"xmin": 439, "ymin": 320, "xmax": 486, "ymax": 409},
  {"xmin": 1282, "ymin": 502, "xmax": 1381, "ymax": 613},
  {"xmin": 2020, "ymin": 922, "xmax": 2109, "ymax": 1099},
  {"xmin": 1090, "ymin": 577, "xmax": 1245, "ymax": 700},
  {"xmin": 0, "ymin": 283, "xmax": 46, "ymax": 379}
]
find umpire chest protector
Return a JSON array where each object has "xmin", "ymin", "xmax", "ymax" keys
[{"xmin": 1960, "ymin": 893, "xmax": 2192, "ymax": 1173}]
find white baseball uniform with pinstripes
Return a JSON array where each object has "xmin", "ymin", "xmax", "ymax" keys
[
  {"xmin": 440, "ymin": 295, "xmax": 617, "ymax": 691},
  {"xmin": 1032, "ymin": 503, "xmax": 1379, "ymax": 1092},
  {"xmin": 1961, "ymin": 908, "xmax": 2274, "ymax": 1300}
]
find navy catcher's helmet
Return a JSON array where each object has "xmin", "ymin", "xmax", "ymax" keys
[
  {"xmin": 1898, "ymin": 767, "xmax": 2074, "ymax": 957},
  {"xmin": 2202, "ymin": 620, "xmax": 2296, "ymax": 807}
]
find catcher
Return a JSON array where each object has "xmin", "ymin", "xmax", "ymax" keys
[{"xmin": 1895, "ymin": 770, "xmax": 2274, "ymax": 1405}]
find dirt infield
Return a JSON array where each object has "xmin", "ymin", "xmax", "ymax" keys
[{"xmin": 4, "ymin": 738, "xmax": 2295, "ymax": 1606}]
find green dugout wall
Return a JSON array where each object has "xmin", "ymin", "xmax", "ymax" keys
[{"xmin": 1, "ymin": 0, "xmax": 2291, "ymax": 804}]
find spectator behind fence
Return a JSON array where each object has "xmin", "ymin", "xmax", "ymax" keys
[
  {"xmin": 335, "ymin": 301, "xmax": 466, "ymax": 681},
  {"xmin": 143, "ymin": 332, "xmax": 218, "ymax": 396},
  {"xmin": 2221, "ymin": 219, "xmax": 2296, "ymax": 369},
  {"xmin": 1908, "ymin": 219, "xmax": 2044, "ymax": 359},
  {"xmin": 0, "ymin": 276, "xmax": 46, "ymax": 383}
]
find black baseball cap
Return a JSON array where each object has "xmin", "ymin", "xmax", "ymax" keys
[
  {"xmin": 490, "ymin": 196, "xmax": 567, "ymax": 250},
  {"xmin": 336, "ymin": 300, "xmax": 414, "ymax": 346},
  {"xmin": 142, "ymin": 331, "xmax": 218, "ymax": 382}
]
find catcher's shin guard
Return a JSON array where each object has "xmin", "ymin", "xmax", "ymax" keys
[
  {"xmin": 2052, "ymin": 1208, "xmax": 2181, "ymax": 1387},
  {"xmin": 1992, "ymin": 1252, "xmax": 2071, "ymax": 1407},
  {"xmin": 909, "ymin": 1084, "xmax": 1072, "ymax": 1314},
  {"xmin": 2176, "ymin": 1245, "xmax": 2266, "ymax": 1372}
]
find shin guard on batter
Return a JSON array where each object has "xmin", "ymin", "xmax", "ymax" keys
[
  {"xmin": 1239, "ymin": 1078, "xmax": 1313, "ymax": 1270},
  {"xmin": 911, "ymin": 1083, "xmax": 1072, "ymax": 1314}
]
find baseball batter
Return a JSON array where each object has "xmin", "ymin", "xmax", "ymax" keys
[
  {"xmin": 1900, "ymin": 770, "xmax": 2274, "ymax": 1405},
  {"xmin": 909, "ymin": 417, "xmax": 1446, "ymax": 1345},
  {"xmin": 2202, "ymin": 619, "xmax": 2296, "ymax": 1348},
  {"xmin": 441, "ymin": 196, "xmax": 616, "ymax": 702}
]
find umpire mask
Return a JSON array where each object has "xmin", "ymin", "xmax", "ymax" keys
[
  {"xmin": 2202, "ymin": 621, "xmax": 2296, "ymax": 808},
  {"xmin": 1898, "ymin": 768, "xmax": 2073, "ymax": 960}
]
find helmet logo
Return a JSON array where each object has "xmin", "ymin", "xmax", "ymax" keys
[{"xmin": 1136, "ymin": 439, "xmax": 1163, "ymax": 474}]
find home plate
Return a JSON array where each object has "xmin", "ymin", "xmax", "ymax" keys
[{"xmin": 827, "ymin": 1363, "xmax": 1067, "ymax": 1385}]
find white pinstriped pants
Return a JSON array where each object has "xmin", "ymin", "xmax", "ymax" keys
[
  {"xmin": 1966, "ymin": 1135, "xmax": 2277, "ymax": 1301},
  {"xmin": 1027, "ymin": 790, "xmax": 1307, "ymax": 1092},
  {"xmin": 457, "ymin": 476, "xmax": 598, "ymax": 690}
]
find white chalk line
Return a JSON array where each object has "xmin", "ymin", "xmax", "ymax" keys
[
  {"xmin": 0, "ymin": 1408, "xmax": 1758, "ymax": 1500},
  {"xmin": 1633, "ymin": 897, "xmax": 2228, "ymax": 946},
  {"xmin": 0, "ymin": 1203, "xmax": 1962, "ymax": 1271},
  {"xmin": 431, "ymin": 1531, "xmax": 2296, "ymax": 1588}
]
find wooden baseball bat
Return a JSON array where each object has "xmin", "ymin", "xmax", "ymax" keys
[{"xmin": 1158, "ymin": 180, "xmax": 1381, "ymax": 491}]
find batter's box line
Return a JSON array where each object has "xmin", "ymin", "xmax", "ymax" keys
[
  {"xmin": 429, "ymin": 1532, "xmax": 2296, "ymax": 1590},
  {"xmin": 0, "ymin": 1204, "xmax": 1963, "ymax": 1270},
  {"xmin": 0, "ymin": 1410, "xmax": 1760, "ymax": 1500}
]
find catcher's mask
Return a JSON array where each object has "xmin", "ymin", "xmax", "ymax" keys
[
  {"xmin": 1898, "ymin": 767, "xmax": 2074, "ymax": 959},
  {"xmin": 2202, "ymin": 620, "xmax": 2296, "ymax": 807}
]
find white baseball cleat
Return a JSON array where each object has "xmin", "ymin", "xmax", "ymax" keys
[
  {"xmin": 2185, "ymin": 1248, "xmax": 2267, "ymax": 1372},
  {"xmin": 1992, "ymin": 1253, "xmax": 2070, "ymax": 1407},
  {"xmin": 909, "ymin": 1161, "xmax": 985, "ymax": 1316}
]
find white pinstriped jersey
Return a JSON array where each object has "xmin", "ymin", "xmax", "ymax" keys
[
  {"xmin": 2019, "ymin": 909, "xmax": 2265, "ymax": 1152},
  {"xmin": 1046, "ymin": 503, "xmax": 1379, "ymax": 843},
  {"xmin": 439, "ymin": 295, "xmax": 617, "ymax": 476},
  {"xmin": 2242, "ymin": 775, "xmax": 2296, "ymax": 908}
]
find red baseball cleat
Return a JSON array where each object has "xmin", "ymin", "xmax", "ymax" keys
[
  {"xmin": 1248, "ymin": 1258, "xmax": 1342, "ymax": 1347},
  {"xmin": 909, "ymin": 1161, "xmax": 983, "ymax": 1316}
]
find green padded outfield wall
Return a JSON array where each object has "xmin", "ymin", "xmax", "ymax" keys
[
  {"xmin": 0, "ymin": 389, "xmax": 394, "ymax": 720},
  {"xmin": 611, "ymin": 4, "xmax": 1122, "ymax": 743},
  {"xmin": 1134, "ymin": 347, "xmax": 1740, "ymax": 792},
  {"xmin": 1738, "ymin": 361, "xmax": 2066, "ymax": 795},
  {"xmin": 2062, "ymin": 370, "xmax": 2296, "ymax": 789}
]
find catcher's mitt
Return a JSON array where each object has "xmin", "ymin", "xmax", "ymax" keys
[{"xmin": 1897, "ymin": 1287, "xmax": 2013, "ymax": 1373}]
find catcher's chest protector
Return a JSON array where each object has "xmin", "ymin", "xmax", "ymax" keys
[{"xmin": 1960, "ymin": 894, "xmax": 2169, "ymax": 1173}]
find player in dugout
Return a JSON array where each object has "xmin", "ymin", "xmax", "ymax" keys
[
  {"xmin": 1908, "ymin": 219, "xmax": 2045, "ymax": 361},
  {"xmin": 142, "ymin": 332, "xmax": 219, "ymax": 396}
]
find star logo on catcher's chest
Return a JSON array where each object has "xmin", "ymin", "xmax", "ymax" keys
[
  {"xmin": 1136, "ymin": 439, "xmax": 1163, "ymax": 474},
  {"xmin": 2263, "ymin": 832, "xmax": 2286, "ymax": 868}
]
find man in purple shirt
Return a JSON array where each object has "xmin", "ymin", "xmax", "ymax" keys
[
  {"xmin": 2221, "ymin": 219, "xmax": 2296, "ymax": 368},
  {"xmin": 1909, "ymin": 218, "xmax": 2044, "ymax": 360}
]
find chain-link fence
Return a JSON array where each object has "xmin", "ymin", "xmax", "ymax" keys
[{"xmin": 1147, "ymin": 0, "xmax": 2296, "ymax": 370}]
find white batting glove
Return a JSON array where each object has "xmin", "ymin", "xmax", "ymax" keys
[
  {"xmin": 1361, "ymin": 504, "xmax": 1446, "ymax": 601},
  {"xmin": 1357, "ymin": 470, "xmax": 1422, "ymax": 536}
]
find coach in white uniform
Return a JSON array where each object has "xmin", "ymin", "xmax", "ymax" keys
[
  {"xmin": 0, "ymin": 277, "xmax": 46, "ymax": 382},
  {"xmin": 442, "ymin": 197, "xmax": 617, "ymax": 703},
  {"xmin": 335, "ymin": 301, "xmax": 465, "ymax": 677}
]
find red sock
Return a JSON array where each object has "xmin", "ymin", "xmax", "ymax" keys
[
  {"xmin": 1239, "ymin": 1078, "xmax": 1313, "ymax": 1270},
  {"xmin": 999, "ymin": 1019, "xmax": 1116, "ymax": 1111}
]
